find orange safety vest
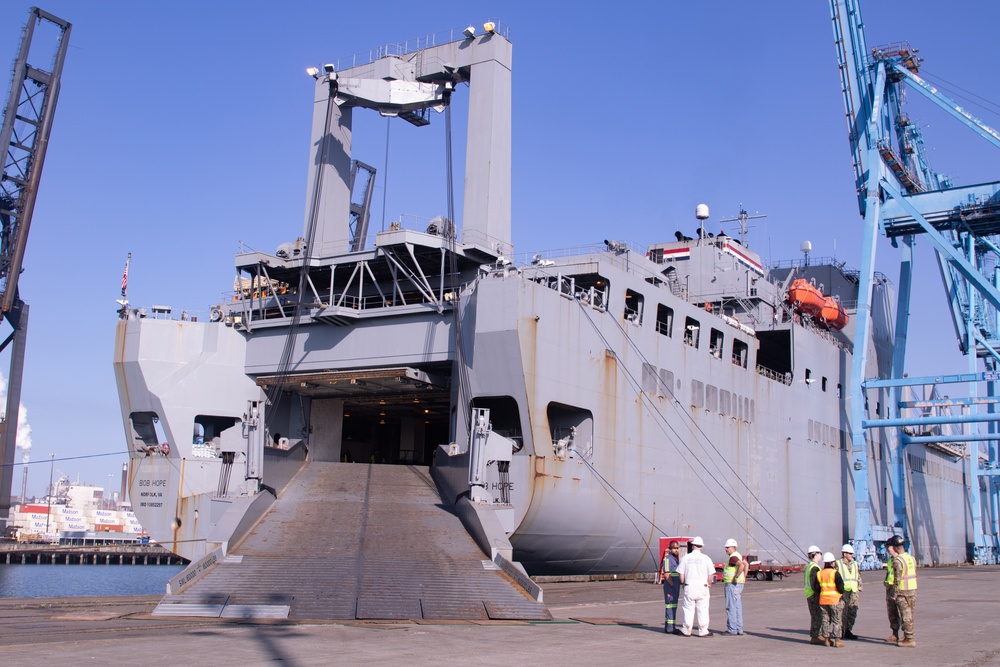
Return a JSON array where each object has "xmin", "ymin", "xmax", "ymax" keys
[{"xmin": 817, "ymin": 567, "xmax": 841, "ymax": 605}]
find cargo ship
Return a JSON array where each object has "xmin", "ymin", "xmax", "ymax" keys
[{"xmin": 113, "ymin": 22, "xmax": 967, "ymax": 590}]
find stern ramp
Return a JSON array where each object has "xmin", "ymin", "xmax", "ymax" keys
[{"xmin": 155, "ymin": 462, "xmax": 549, "ymax": 621}]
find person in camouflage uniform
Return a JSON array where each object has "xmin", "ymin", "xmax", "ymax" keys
[
  {"xmin": 815, "ymin": 552, "xmax": 845, "ymax": 647},
  {"xmin": 804, "ymin": 546, "xmax": 824, "ymax": 644},
  {"xmin": 884, "ymin": 534, "xmax": 917, "ymax": 648}
]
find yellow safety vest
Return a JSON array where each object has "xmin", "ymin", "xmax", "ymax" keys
[
  {"xmin": 817, "ymin": 567, "xmax": 842, "ymax": 605},
  {"xmin": 884, "ymin": 552, "xmax": 917, "ymax": 591},
  {"xmin": 804, "ymin": 561, "xmax": 820, "ymax": 597},
  {"xmin": 723, "ymin": 550, "xmax": 746, "ymax": 584},
  {"xmin": 836, "ymin": 558, "xmax": 859, "ymax": 593}
]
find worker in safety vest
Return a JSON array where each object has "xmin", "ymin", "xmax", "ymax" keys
[
  {"xmin": 814, "ymin": 552, "xmax": 846, "ymax": 647},
  {"xmin": 660, "ymin": 540, "xmax": 682, "ymax": 634},
  {"xmin": 804, "ymin": 545, "xmax": 824, "ymax": 644},
  {"xmin": 721, "ymin": 538, "xmax": 748, "ymax": 636},
  {"xmin": 884, "ymin": 534, "xmax": 917, "ymax": 647},
  {"xmin": 836, "ymin": 543, "xmax": 862, "ymax": 640}
]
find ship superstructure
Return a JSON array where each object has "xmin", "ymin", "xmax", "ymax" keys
[{"xmin": 113, "ymin": 20, "xmax": 969, "ymax": 618}]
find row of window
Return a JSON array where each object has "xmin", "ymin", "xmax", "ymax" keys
[
  {"xmin": 625, "ymin": 289, "xmax": 752, "ymax": 369},
  {"xmin": 640, "ymin": 363, "xmax": 756, "ymax": 422},
  {"xmin": 908, "ymin": 453, "xmax": 965, "ymax": 484},
  {"xmin": 808, "ymin": 420, "xmax": 848, "ymax": 449}
]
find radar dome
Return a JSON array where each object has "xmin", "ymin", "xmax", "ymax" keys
[
  {"xmin": 800, "ymin": 240, "xmax": 813, "ymax": 254},
  {"xmin": 695, "ymin": 204, "xmax": 710, "ymax": 220}
]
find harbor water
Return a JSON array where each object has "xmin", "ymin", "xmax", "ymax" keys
[{"xmin": 0, "ymin": 563, "xmax": 183, "ymax": 598}]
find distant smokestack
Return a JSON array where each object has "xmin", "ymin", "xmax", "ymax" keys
[{"xmin": 20, "ymin": 463, "xmax": 27, "ymax": 505}]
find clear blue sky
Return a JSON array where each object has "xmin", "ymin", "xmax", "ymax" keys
[{"xmin": 3, "ymin": 1, "xmax": 998, "ymax": 499}]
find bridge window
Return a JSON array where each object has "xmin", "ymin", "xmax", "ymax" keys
[
  {"xmin": 684, "ymin": 317, "xmax": 700, "ymax": 348},
  {"xmin": 624, "ymin": 289, "xmax": 644, "ymax": 324},
  {"xmin": 732, "ymin": 339, "xmax": 748, "ymax": 368},
  {"xmin": 547, "ymin": 402, "xmax": 594, "ymax": 460},
  {"xmin": 656, "ymin": 304, "xmax": 674, "ymax": 337},
  {"xmin": 128, "ymin": 412, "xmax": 166, "ymax": 451},
  {"xmin": 709, "ymin": 328, "xmax": 724, "ymax": 359},
  {"xmin": 471, "ymin": 396, "xmax": 523, "ymax": 444}
]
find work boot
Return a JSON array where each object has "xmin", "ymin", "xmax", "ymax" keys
[
  {"xmin": 810, "ymin": 637, "xmax": 827, "ymax": 645},
  {"xmin": 885, "ymin": 634, "xmax": 899, "ymax": 643},
  {"xmin": 844, "ymin": 631, "xmax": 858, "ymax": 640},
  {"xmin": 897, "ymin": 637, "xmax": 916, "ymax": 648},
  {"xmin": 831, "ymin": 638, "xmax": 844, "ymax": 648}
]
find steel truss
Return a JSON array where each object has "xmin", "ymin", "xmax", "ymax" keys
[
  {"xmin": 0, "ymin": 8, "xmax": 71, "ymax": 531},
  {"xmin": 832, "ymin": 0, "xmax": 1000, "ymax": 567}
]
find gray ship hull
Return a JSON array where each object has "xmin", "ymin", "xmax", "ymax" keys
[{"xmin": 113, "ymin": 26, "xmax": 968, "ymax": 579}]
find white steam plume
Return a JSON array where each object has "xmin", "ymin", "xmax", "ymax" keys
[{"xmin": 0, "ymin": 371, "xmax": 32, "ymax": 463}]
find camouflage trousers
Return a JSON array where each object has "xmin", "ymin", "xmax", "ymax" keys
[
  {"xmin": 819, "ymin": 603, "xmax": 842, "ymax": 640},
  {"xmin": 839, "ymin": 590, "xmax": 859, "ymax": 635},
  {"xmin": 886, "ymin": 591, "xmax": 916, "ymax": 640},
  {"xmin": 807, "ymin": 595, "xmax": 822, "ymax": 639}
]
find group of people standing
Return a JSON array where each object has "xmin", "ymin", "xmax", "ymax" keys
[
  {"xmin": 661, "ymin": 534, "xmax": 918, "ymax": 648},
  {"xmin": 803, "ymin": 535, "xmax": 917, "ymax": 648},
  {"xmin": 659, "ymin": 536, "xmax": 747, "ymax": 637}
]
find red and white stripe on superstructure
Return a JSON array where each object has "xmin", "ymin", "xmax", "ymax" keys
[{"xmin": 722, "ymin": 240, "xmax": 763, "ymax": 275}]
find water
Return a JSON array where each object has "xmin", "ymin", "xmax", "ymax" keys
[{"xmin": 0, "ymin": 563, "xmax": 184, "ymax": 598}]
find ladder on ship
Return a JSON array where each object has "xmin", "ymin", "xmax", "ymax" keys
[{"xmin": 153, "ymin": 462, "xmax": 549, "ymax": 621}]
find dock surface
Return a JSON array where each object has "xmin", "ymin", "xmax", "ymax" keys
[{"xmin": 1, "ymin": 564, "xmax": 998, "ymax": 666}]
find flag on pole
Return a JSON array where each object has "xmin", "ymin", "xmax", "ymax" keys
[{"xmin": 121, "ymin": 253, "xmax": 131, "ymax": 297}]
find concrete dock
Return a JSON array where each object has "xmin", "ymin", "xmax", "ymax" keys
[{"xmin": 1, "ymin": 565, "xmax": 998, "ymax": 666}]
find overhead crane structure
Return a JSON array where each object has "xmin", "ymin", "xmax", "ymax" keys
[
  {"xmin": 0, "ymin": 8, "xmax": 71, "ymax": 532},
  {"xmin": 831, "ymin": 0, "xmax": 1000, "ymax": 567}
]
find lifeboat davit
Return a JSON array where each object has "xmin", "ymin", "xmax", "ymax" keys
[
  {"xmin": 820, "ymin": 296, "xmax": 849, "ymax": 331},
  {"xmin": 787, "ymin": 279, "xmax": 824, "ymax": 317}
]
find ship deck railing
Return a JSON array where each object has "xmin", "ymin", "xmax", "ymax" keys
[
  {"xmin": 326, "ymin": 20, "xmax": 512, "ymax": 74},
  {"xmin": 756, "ymin": 365, "xmax": 794, "ymax": 386}
]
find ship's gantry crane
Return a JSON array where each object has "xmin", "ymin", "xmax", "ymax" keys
[
  {"xmin": 831, "ymin": 0, "xmax": 1000, "ymax": 568},
  {"xmin": 0, "ymin": 8, "xmax": 71, "ymax": 531}
]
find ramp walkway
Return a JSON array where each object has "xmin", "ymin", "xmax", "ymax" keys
[{"xmin": 155, "ymin": 463, "xmax": 549, "ymax": 621}]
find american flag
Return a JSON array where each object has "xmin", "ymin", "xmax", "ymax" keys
[{"xmin": 121, "ymin": 253, "xmax": 130, "ymax": 297}]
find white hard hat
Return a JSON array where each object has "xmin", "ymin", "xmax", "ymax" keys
[
  {"xmin": 823, "ymin": 552, "xmax": 836, "ymax": 563},
  {"xmin": 807, "ymin": 545, "xmax": 821, "ymax": 555},
  {"xmin": 691, "ymin": 536, "xmax": 704, "ymax": 547},
  {"xmin": 841, "ymin": 543, "xmax": 854, "ymax": 554},
  {"xmin": 724, "ymin": 538, "xmax": 738, "ymax": 548}
]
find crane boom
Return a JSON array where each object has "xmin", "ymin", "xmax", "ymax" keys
[
  {"xmin": 0, "ymin": 8, "xmax": 71, "ymax": 533},
  {"xmin": 830, "ymin": 0, "xmax": 1000, "ymax": 567}
]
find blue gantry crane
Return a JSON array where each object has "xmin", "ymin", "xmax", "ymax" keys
[{"xmin": 831, "ymin": 0, "xmax": 1000, "ymax": 568}]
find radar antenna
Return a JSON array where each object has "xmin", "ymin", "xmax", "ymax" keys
[{"xmin": 719, "ymin": 204, "xmax": 766, "ymax": 246}]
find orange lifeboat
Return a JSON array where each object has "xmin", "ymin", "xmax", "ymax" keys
[
  {"xmin": 787, "ymin": 278, "xmax": 824, "ymax": 317},
  {"xmin": 820, "ymin": 296, "xmax": 849, "ymax": 331}
]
